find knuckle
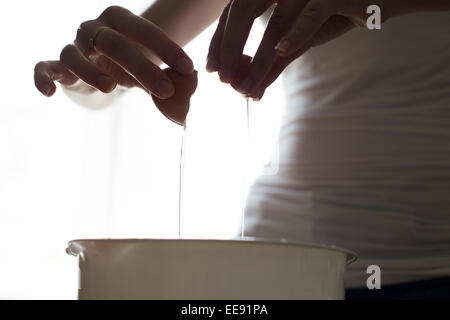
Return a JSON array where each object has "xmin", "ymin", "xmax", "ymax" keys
[
  {"xmin": 100, "ymin": 5, "xmax": 125, "ymax": 21},
  {"xmin": 34, "ymin": 61, "xmax": 46, "ymax": 73},
  {"xmin": 60, "ymin": 44, "xmax": 76, "ymax": 62},
  {"xmin": 76, "ymin": 26, "xmax": 83, "ymax": 41},
  {"xmin": 78, "ymin": 20, "xmax": 98, "ymax": 32},
  {"xmin": 76, "ymin": 20, "xmax": 101, "ymax": 48},
  {"xmin": 78, "ymin": 20, "xmax": 91, "ymax": 31},
  {"xmin": 76, "ymin": 20, "xmax": 92, "ymax": 39}
]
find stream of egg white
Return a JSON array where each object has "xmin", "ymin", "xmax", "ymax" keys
[
  {"xmin": 241, "ymin": 98, "xmax": 250, "ymax": 239},
  {"xmin": 178, "ymin": 122, "xmax": 186, "ymax": 239},
  {"xmin": 178, "ymin": 99, "xmax": 250, "ymax": 240}
]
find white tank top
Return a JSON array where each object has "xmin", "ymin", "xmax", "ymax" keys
[{"xmin": 245, "ymin": 12, "xmax": 450, "ymax": 288}]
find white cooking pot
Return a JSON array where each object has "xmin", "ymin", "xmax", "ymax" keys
[{"xmin": 66, "ymin": 238, "xmax": 356, "ymax": 300}]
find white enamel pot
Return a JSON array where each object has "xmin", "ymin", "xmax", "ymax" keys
[{"xmin": 66, "ymin": 238, "xmax": 356, "ymax": 300}]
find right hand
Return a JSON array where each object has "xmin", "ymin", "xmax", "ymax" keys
[{"xmin": 34, "ymin": 6, "xmax": 194, "ymax": 99}]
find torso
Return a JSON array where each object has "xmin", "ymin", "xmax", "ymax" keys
[{"xmin": 246, "ymin": 11, "xmax": 450, "ymax": 288}]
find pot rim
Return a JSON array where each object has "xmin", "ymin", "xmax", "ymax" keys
[{"xmin": 67, "ymin": 237, "xmax": 357, "ymax": 264}]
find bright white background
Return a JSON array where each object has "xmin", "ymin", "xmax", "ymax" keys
[{"xmin": 0, "ymin": 0, "xmax": 283, "ymax": 299}]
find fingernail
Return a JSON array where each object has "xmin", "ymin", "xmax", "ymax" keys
[
  {"xmin": 206, "ymin": 57, "xmax": 218, "ymax": 73},
  {"xmin": 97, "ymin": 75, "xmax": 116, "ymax": 92},
  {"xmin": 177, "ymin": 57, "xmax": 194, "ymax": 74},
  {"xmin": 157, "ymin": 78, "xmax": 175, "ymax": 98},
  {"xmin": 253, "ymin": 95, "xmax": 262, "ymax": 102},
  {"xmin": 275, "ymin": 39, "xmax": 291, "ymax": 54},
  {"xmin": 43, "ymin": 85, "xmax": 53, "ymax": 96},
  {"xmin": 253, "ymin": 88, "xmax": 265, "ymax": 101}
]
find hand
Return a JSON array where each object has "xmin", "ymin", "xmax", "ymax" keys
[
  {"xmin": 34, "ymin": 6, "xmax": 194, "ymax": 99},
  {"xmin": 207, "ymin": 0, "xmax": 392, "ymax": 100}
]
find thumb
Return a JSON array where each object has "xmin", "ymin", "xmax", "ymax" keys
[
  {"xmin": 275, "ymin": 0, "xmax": 333, "ymax": 56},
  {"xmin": 308, "ymin": 15, "xmax": 355, "ymax": 48},
  {"xmin": 253, "ymin": 15, "xmax": 354, "ymax": 99}
]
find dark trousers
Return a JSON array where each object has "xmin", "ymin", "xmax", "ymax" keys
[{"xmin": 346, "ymin": 276, "xmax": 450, "ymax": 300}]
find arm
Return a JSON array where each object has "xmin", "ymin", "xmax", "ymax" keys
[
  {"xmin": 136, "ymin": 0, "xmax": 228, "ymax": 68},
  {"xmin": 143, "ymin": 0, "xmax": 228, "ymax": 48},
  {"xmin": 35, "ymin": 0, "xmax": 227, "ymax": 108}
]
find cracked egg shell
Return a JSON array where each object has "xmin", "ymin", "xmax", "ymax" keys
[{"xmin": 152, "ymin": 69, "xmax": 198, "ymax": 126}]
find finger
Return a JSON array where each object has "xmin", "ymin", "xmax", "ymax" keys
[
  {"xmin": 219, "ymin": 0, "xmax": 273, "ymax": 83},
  {"xmin": 98, "ymin": 6, "xmax": 194, "ymax": 74},
  {"xmin": 94, "ymin": 27, "xmax": 174, "ymax": 99},
  {"xmin": 75, "ymin": 19, "xmax": 104, "ymax": 57},
  {"xmin": 275, "ymin": 0, "xmax": 335, "ymax": 56},
  {"xmin": 237, "ymin": 0, "xmax": 308, "ymax": 95},
  {"xmin": 251, "ymin": 16, "xmax": 354, "ymax": 100},
  {"xmin": 251, "ymin": 44, "xmax": 311, "ymax": 100},
  {"xmin": 308, "ymin": 15, "xmax": 355, "ymax": 47},
  {"xmin": 60, "ymin": 44, "xmax": 117, "ymax": 93},
  {"xmin": 249, "ymin": 58, "xmax": 290, "ymax": 100},
  {"xmin": 93, "ymin": 54, "xmax": 144, "ymax": 89},
  {"xmin": 206, "ymin": 1, "xmax": 231, "ymax": 73},
  {"xmin": 75, "ymin": 20, "xmax": 143, "ymax": 89},
  {"xmin": 34, "ymin": 61, "xmax": 78, "ymax": 97}
]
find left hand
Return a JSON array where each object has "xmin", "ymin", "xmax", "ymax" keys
[{"xmin": 207, "ymin": 0, "xmax": 392, "ymax": 100}]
